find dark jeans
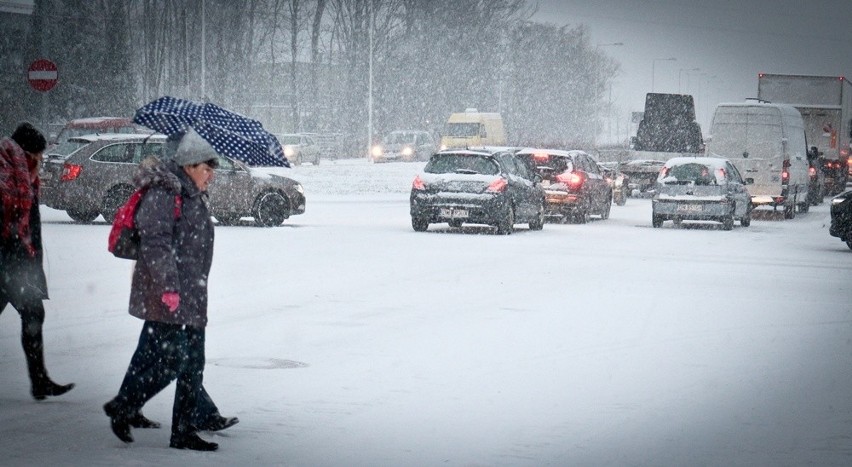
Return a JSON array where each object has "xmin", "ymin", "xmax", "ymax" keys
[
  {"xmin": 112, "ymin": 321, "xmax": 206, "ymax": 436},
  {"xmin": 0, "ymin": 295, "xmax": 51, "ymax": 388}
]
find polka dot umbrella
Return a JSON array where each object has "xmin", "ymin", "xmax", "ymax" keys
[{"xmin": 133, "ymin": 96, "xmax": 290, "ymax": 167}]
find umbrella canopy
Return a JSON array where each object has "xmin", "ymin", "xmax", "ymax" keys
[{"xmin": 133, "ymin": 96, "xmax": 290, "ymax": 167}]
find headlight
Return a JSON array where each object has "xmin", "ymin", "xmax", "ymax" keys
[
  {"xmin": 401, "ymin": 146, "xmax": 414, "ymax": 156},
  {"xmin": 832, "ymin": 196, "xmax": 848, "ymax": 205},
  {"xmin": 294, "ymin": 183, "xmax": 304, "ymax": 194},
  {"xmin": 284, "ymin": 146, "xmax": 295, "ymax": 158},
  {"xmin": 371, "ymin": 145, "xmax": 383, "ymax": 157}
]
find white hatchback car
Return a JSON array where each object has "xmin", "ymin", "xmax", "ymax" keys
[
  {"xmin": 277, "ymin": 133, "xmax": 321, "ymax": 165},
  {"xmin": 652, "ymin": 157, "xmax": 752, "ymax": 230}
]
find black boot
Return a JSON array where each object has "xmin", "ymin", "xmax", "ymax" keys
[
  {"xmin": 128, "ymin": 412, "xmax": 161, "ymax": 429},
  {"xmin": 31, "ymin": 380, "xmax": 75, "ymax": 400},
  {"xmin": 170, "ymin": 432, "xmax": 219, "ymax": 451},
  {"xmin": 103, "ymin": 401, "xmax": 134, "ymax": 443},
  {"xmin": 23, "ymin": 325, "xmax": 75, "ymax": 401},
  {"xmin": 196, "ymin": 414, "xmax": 239, "ymax": 432}
]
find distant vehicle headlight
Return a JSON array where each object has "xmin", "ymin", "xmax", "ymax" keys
[
  {"xmin": 284, "ymin": 146, "xmax": 295, "ymax": 158},
  {"xmin": 371, "ymin": 145, "xmax": 383, "ymax": 157},
  {"xmin": 401, "ymin": 146, "xmax": 413, "ymax": 156}
]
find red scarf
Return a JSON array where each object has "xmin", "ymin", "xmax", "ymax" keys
[{"xmin": 0, "ymin": 137, "xmax": 37, "ymax": 256}]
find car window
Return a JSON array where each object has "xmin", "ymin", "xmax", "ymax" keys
[
  {"xmin": 215, "ymin": 155, "xmax": 237, "ymax": 171},
  {"xmin": 445, "ymin": 123, "xmax": 480, "ymax": 137},
  {"xmin": 726, "ymin": 161, "xmax": 744, "ymax": 183},
  {"xmin": 133, "ymin": 142, "xmax": 166, "ymax": 163},
  {"xmin": 662, "ymin": 162, "xmax": 717, "ymax": 185},
  {"xmin": 424, "ymin": 153, "xmax": 499, "ymax": 175},
  {"xmin": 496, "ymin": 153, "xmax": 519, "ymax": 176},
  {"xmin": 585, "ymin": 157, "xmax": 602, "ymax": 176},
  {"xmin": 91, "ymin": 143, "xmax": 134, "ymax": 163}
]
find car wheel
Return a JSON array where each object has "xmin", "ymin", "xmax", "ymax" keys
[
  {"xmin": 412, "ymin": 217, "xmax": 429, "ymax": 232},
  {"xmin": 253, "ymin": 191, "xmax": 289, "ymax": 227},
  {"xmin": 600, "ymin": 196, "xmax": 612, "ymax": 220},
  {"xmin": 101, "ymin": 185, "xmax": 135, "ymax": 224},
  {"xmin": 496, "ymin": 205, "xmax": 514, "ymax": 235},
  {"xmin": 722, "ymin": 208, "xmax": 734, "ymax": 231},
  {"xmin": 448, "ymin": 220, "xmax": 463, "ymax": 228},
  {"xmin": 573, "ymin": 202, "xmax": 590, "ymax": 224},
  {"xmin": 740, "ymin": 203, "xmax": 752, "ymax": 227},
  {"xmin": 798, "ymin": 196, "xmax": 810, "ymax": 213},
  {"xmin": 528, "ymin": 204, "xmax": 545, "ymax": 231},
  {"xmin": 66, "ymin": 209, "xmax": 99, "ymax": 223},
  {"xmin": 783, "ymin": 199, "xmax": 796, "ymax": 219},
  {"xmin": 652, "ymin": 214, "xmax": 663, "ymax": 228}
]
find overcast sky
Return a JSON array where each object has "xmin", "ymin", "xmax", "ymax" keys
[{"xmin": 529, "ymin": 0, "xmax": 852, "ymax": 139}]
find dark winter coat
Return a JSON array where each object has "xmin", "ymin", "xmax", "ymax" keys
[
  {"xmin": 128, "ymin": 159, "xmax": 214, "ymax": 328},
  {"xmin": 0, "ymin": 193, "xmax": 48, "ymax": 309},
  {"xmin": 0, "ymin": 138, "xmax": 48, "ymax": 309}
]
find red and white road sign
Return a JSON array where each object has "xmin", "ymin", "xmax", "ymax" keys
[{"xmin": 27, "ymin": 59, "xmax": 58, "ymax": 92}]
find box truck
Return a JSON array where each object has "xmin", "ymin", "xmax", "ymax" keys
[
  {"xmin": 439, "ymin": 109, "xmax": 506, "ymax": 150},
  {"xmin": 757, "ymin": 74, "xmax": 851, "ymax": 194}
]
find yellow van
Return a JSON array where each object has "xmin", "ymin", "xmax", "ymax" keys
[{"xmin": 440, "ymin": 109, "xmax": 506, "ymax": 149}]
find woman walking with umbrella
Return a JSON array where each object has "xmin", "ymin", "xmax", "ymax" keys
[{"xmin": 103, "ymin": 129, "xmax": 228, "ymax": 451}]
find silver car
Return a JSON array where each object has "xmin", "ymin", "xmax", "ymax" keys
[
  {"xmin": 651, "ymin": 157, "xmax": 752, "ymax": 230},
  {"xmin": 371, "ymin": 130, "xmax": 435, "ymax": 163},
  {"xmin": 276, "ymin": 133, "xmax": 321, "ymax": 166},
  {"xmin": 40, "ymin": 133, "xmax": 305, "ymax": 227}
]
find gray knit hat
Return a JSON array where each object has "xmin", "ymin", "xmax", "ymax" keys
[{"xmin": 173, "ymin": 128, "xmax": 219, "ymax": 167}]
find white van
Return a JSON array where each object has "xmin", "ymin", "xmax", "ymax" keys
[
  {"xmin": 705, "ymin": 102, "xmax": 810, "ymax": 218},
  {"xmin": 440, "ymin": 109, "xmax": 506, "ymax": 150}
]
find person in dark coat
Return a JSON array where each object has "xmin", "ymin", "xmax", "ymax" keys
[
  {"xmin": 103, "ymin": 129, "xmax": 232, "ymax": 451},
  {"xmin": 0, "ymin": 122, "xmax": 74, "ymax": 401}
]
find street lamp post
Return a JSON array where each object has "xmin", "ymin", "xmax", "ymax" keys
[
  {"xmin": 651, "ymin": 57, "xmax": 677, "ymax": 92},
  {"xmin": 678, "ymin": 67, "xmax": 699, "ymax": 93},
  {"xmin": 596, "ymin": 42, "xmax": 624, "ymax": 145}
]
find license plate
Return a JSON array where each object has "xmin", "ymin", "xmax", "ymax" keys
[
  {"xmin": 440, "ymin": 208, "xmax": 469, "ymax": 219},
  {"xmin": 677, "ymin": 204, "xmax": 702, "ymax": 213}
]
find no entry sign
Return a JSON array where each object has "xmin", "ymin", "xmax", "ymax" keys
[{"xmin": 28, "ymin": 59, "xmax": 58, "ymax": 92}]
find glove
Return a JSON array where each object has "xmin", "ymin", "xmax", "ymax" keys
[{"xmin": 161, "ymin": 292, "xmax": 180, "ymax": 313}]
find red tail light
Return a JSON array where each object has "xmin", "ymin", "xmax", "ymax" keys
[
  {"xmin": 61, "ymin": 163, "xmax": 82, "ymax": 181},
  {"xmin": 781, "ymin": 159, "xmax": 790, "ymax": 183},
  {"xmin": 412, "ymin": 175, "xmax": 425, "ymax": 190},
  {"xmin": 486, "ymin": 177, "xmax": 508, "ymax": 192},
  {"xmin": 556, "ymin": 172, "xmax": 584, "ymax": 189},
  {"xmin": 660, "ymin": 166, "xmax": 670, "ymax": 178},
  {"xmin": 809, "ymin": 166, "xmax": 816, "ymax": 177}
]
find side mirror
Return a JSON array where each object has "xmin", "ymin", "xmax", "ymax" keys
[{"xmin": 744, "ymin": 177, "xmax": 754, "ymax": 185}]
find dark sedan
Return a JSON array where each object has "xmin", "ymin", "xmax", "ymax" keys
[
  {"xmin": 829, "ymin": 190, "xmax": 852, "ymax": 249},
  {"xmin": 515, "ymin": 148, "xmax": 612, "ymax": 223},
  {"xmin": 409, "ymin": 149, "xmax": 545, "ymax": 234}
]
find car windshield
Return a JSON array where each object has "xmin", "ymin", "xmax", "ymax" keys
[
  {"xmin": 661, "ymin": 162, "xmax": 718, "ymax": 185},
  {"xmin": 385, "ymin": 133, "xmax": 416, "ymax": 144},
  {"xmin": 444, "ymin": 123, "xmax": 480, "ymax": 137},
  {"xmin": 518, "ymin": 154, "xmax": 572, "ymax": 177},
  {"xmin": 424, "ymin": 154, "xmax": 499, "ymax": 175}
]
